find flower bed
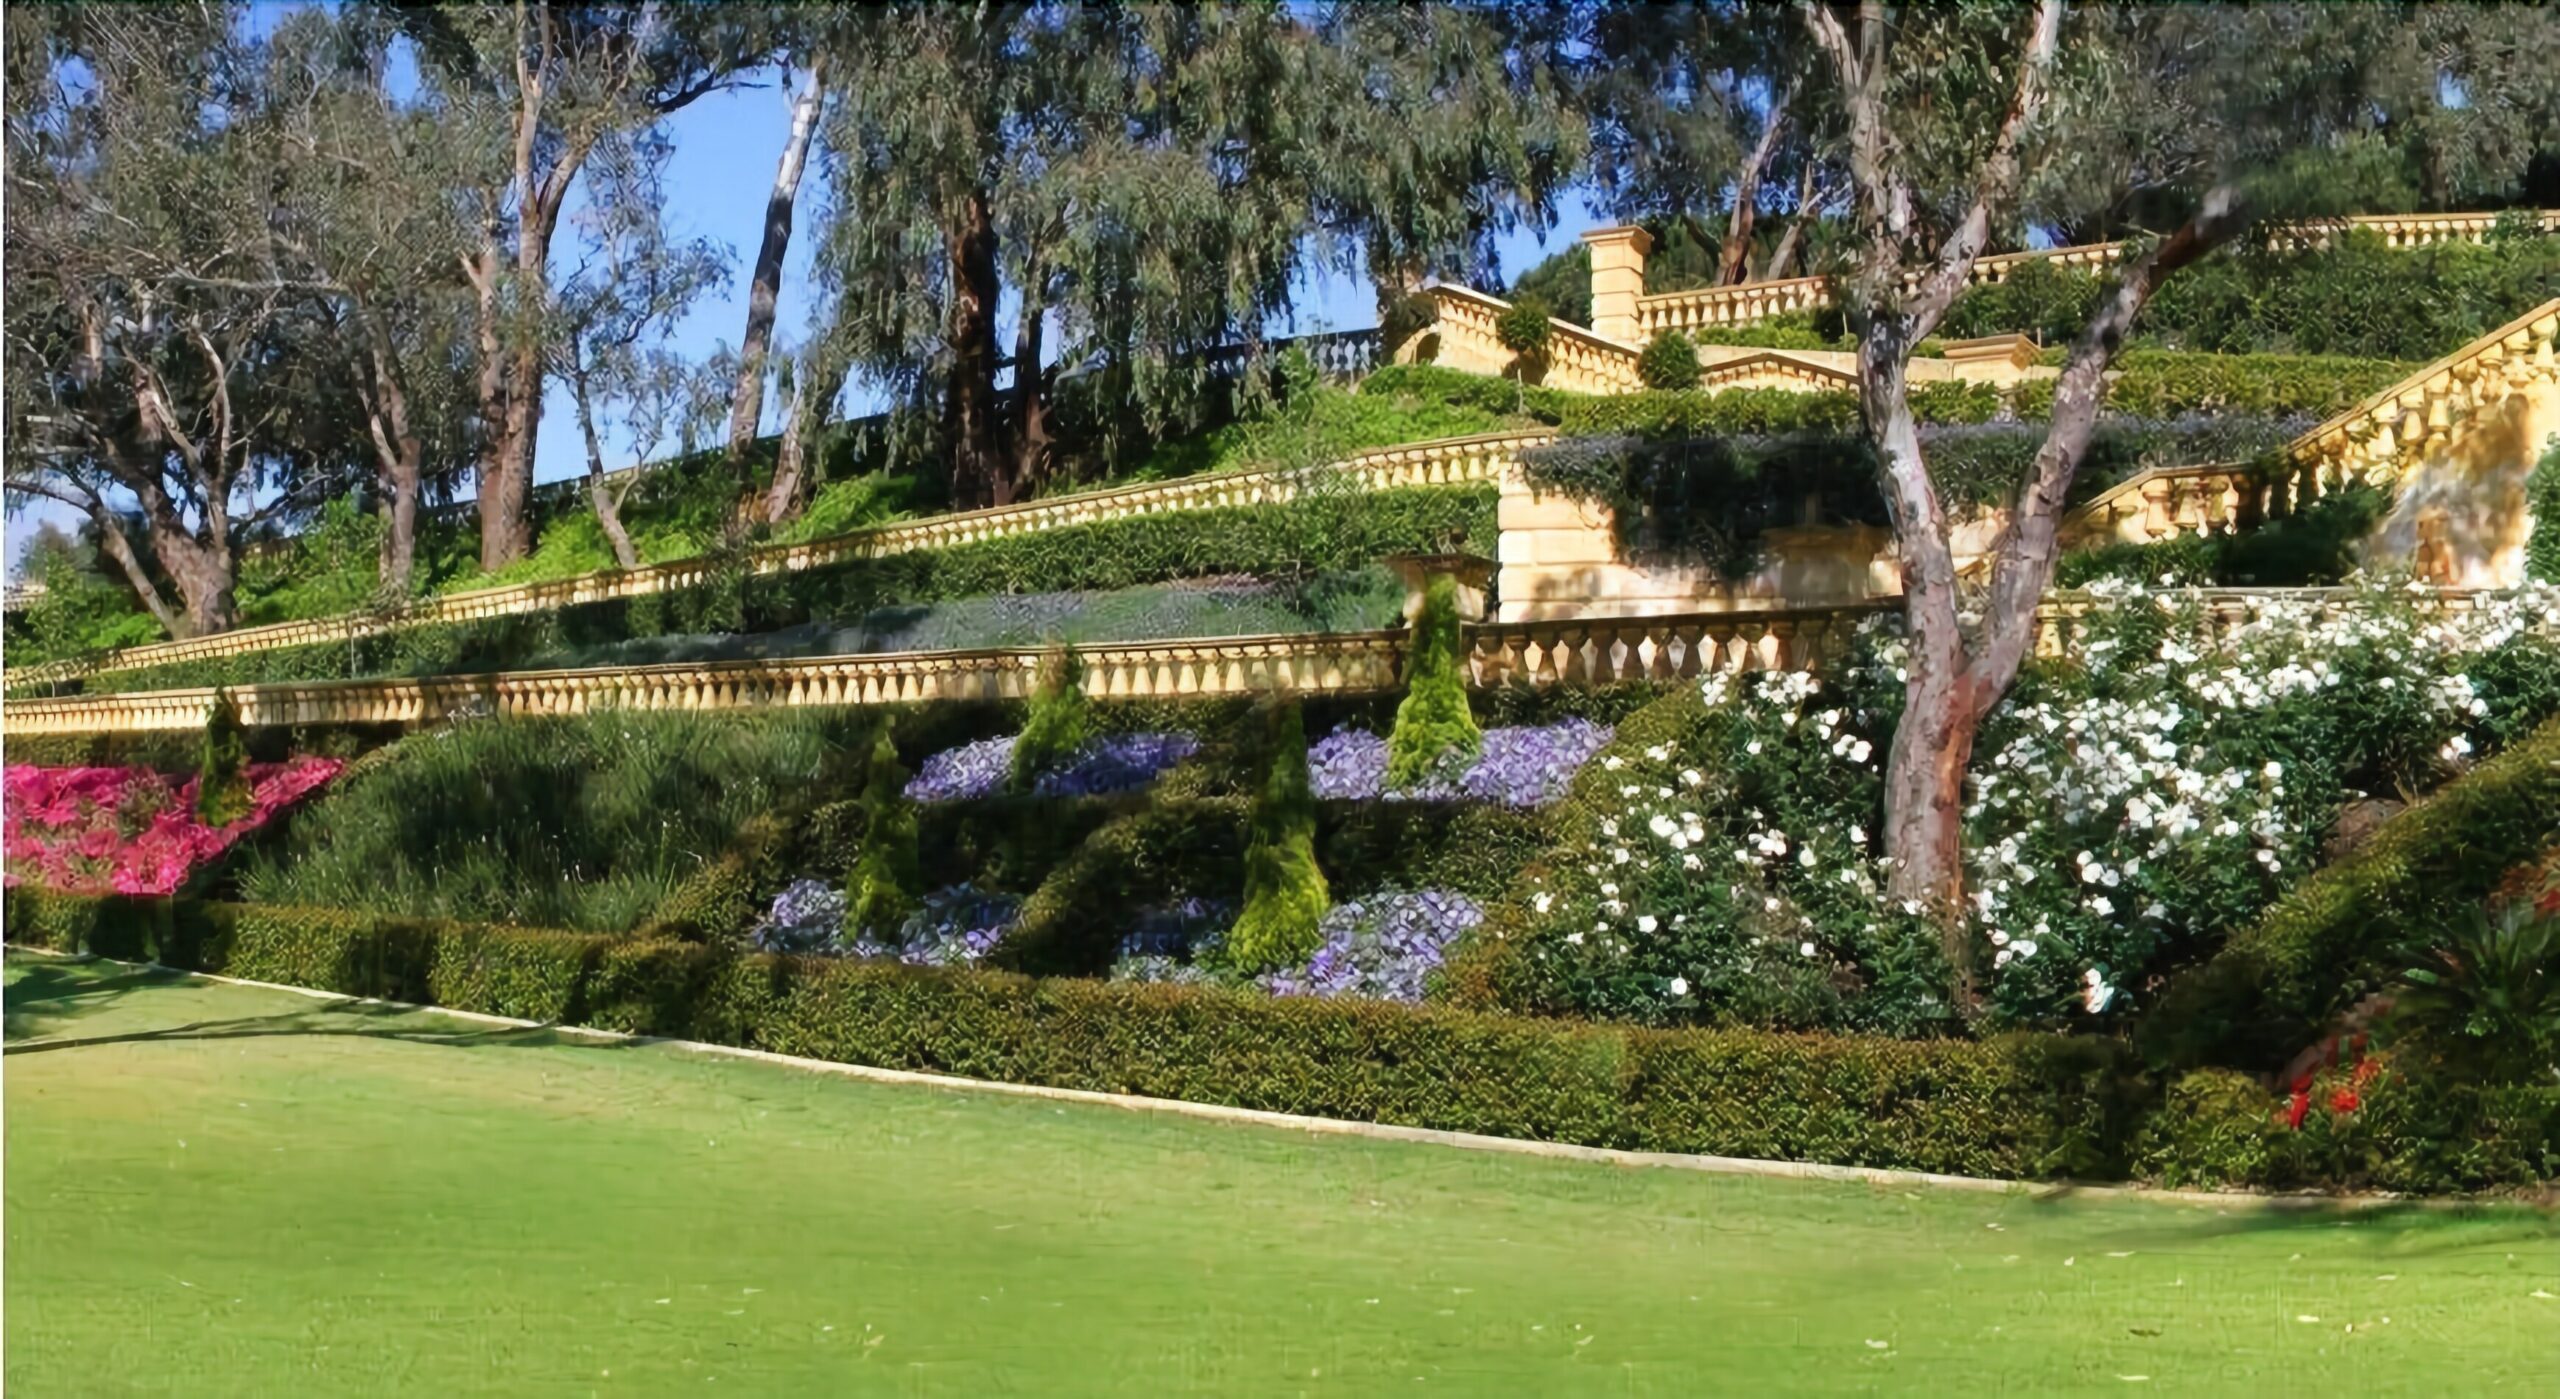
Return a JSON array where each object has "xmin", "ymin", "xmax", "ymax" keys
[
  {"xmin": 1109, "ymin": 888, "xmax": 1481, "ymax": 1004},
  {"xmin": 1307, "ymin": 720, "xmax": 1612, "ymax": 806},
  {"xmin": 750, "ymin": 878, "xmax": 1021, "ymax": 967},
  {"xmin": 905, "ymin": 733, "xmax": 1201, "ymax": 801},
  {"xmin": 1504, "ymin": 581, "xmax": 2560, "ymax": 1034},
  {"xmin": 3, "ymin": 760, "xmax": 344, "ymax": 896}
]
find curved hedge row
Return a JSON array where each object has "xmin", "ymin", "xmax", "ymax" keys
[{"xmin": 2, "ymin": 887, "xmax": 2138, "ymax": 1181}]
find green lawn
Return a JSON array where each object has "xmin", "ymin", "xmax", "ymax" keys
[{"xmin": 7, "ymin": 955, "xmax": 2556, "ymax": 1398}]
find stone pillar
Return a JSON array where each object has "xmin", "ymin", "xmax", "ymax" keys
[{"xmin": 1581, "ymin": 225, "xmax": 1653, "ymax": 344}]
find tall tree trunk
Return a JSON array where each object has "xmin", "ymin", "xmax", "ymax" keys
[
  {"xmin": 144, "ymin": 521, "xmax": 238, "ymax": 637},
  {"xmin": 1009, "ymin": 271, "xmax": 1052, "ymax": 496},
  {"xmin": 765, "ymin": 352, "xmax": 848, "ymax": 524},
  {"xmin": 570, "ymin": 369, "xmax": 642, "ymax": 571},
  {"xmin": 1764, "ymin": 166, "xmax": 1822, "ymax": 280},
  {"xmin": 467, "ymin": 238, "xmax": 524, "ymax": 572},
  {"xmin": 1719, "ymin": 84, "xmax": 1794, "ymax": 286},
  {"xmin": 727, "ymin": 57, "xmax": 829, "ymax": 480},
  {"xmin": 86, "ymin": 505, "xmax": 188, "ymax": 640},
  {"xmin": 944, "ymin": 187, "xmax": 1005, "ymax": 509},
  {"xmin": 360, "ymin": 324, "xmax": 424, "ymax": 595}
]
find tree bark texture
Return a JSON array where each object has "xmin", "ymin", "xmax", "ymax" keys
[
  {"xmin": 943, "ymin": 187, "xmax": 1006, "ymax": 508},
  {"xmin": 726, "ymin": 57, "xmax": 828, "ymax": 478}
]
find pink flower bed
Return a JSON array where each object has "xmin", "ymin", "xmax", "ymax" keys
[{"xmin": 3, "ymin": 759, "xmax": 345, "ymax": 896}]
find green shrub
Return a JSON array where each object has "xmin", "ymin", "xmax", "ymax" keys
[
  {"xmin": 1384, "ymin": 573, "xmax": 1482, "ymax": 787},
  {"xmin": 640, "ymin": 811, "xmax": 798, "ymax": 944},
  {"xmin": 2133, "ymin": 1058, "xmax": 2560, "ymax": 1193},
  {"xmin": 1226, "ymin": 701, "xmax": 1331, "ymax": 971},
  {"xmin": 2143, "ymin": 715, "xmax": 2560, "ymax": 1071},
  {"xmin": 2056, "ymin": 482, "xmax": 2390, "ymax": 589},
  {"xmin": 1636, "ymin": 330, "xmax": 1702, "ymax": 390},
  {"xmin": 845, "ymin": 728, "xmax": 922, "ymax": 940},
  {"xmin": 1494, "ymin": 295, "xmax": 1554, "ymax": 370},
  {"xmin": 1940, "ymin": 226, "xmax": 2560, "ymax": 360},
  {"xmin": 2528, "ymin": 436, "xmax": 2560, "ymax": 585},
  {"xmin": 2386, "ymin": 901, "xmax": 2560, "ymax": 1084},
  {"xmin": 193, "ymin": 690, "xmax": 252, "ymax": 827},
  {"xmin": 997, "ymin": 797, "xmax": 1251, "ymax": 976},
  {"xmin": 1009, "ymin": 648, "xmax": 1092, "ymax": 793}
]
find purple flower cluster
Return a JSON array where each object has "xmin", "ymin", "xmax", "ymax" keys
[
  {"xmin": 904, "ymin": 737, "xmax": 1015, "ymax": 801},
  {"xmin": 1038, "ymin": 733, "xmax": 1201, "ymax": 798},
  {"xmin": 752, "ymin": 878, "xmax": 849, "ymax": 955},
  {"xmin": 1114, "ymin": 896, "xmax": 1237, "ymax": 959},
  {"xmin": 1305, "ymin": 720, "xmax": 1613, "ymax": 807},
  {"xmin": 904, "ymin": 733, "xmax": 1199, "ymax": 802},
  {"xmin": 884, "ymin": 882, "xmax": 1022, "ymax": 966},
  {"xmin": 1260, "ymin": 889, "xmax": 1483, "ymax": 1003}
]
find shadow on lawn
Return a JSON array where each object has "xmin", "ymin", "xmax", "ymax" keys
[
  {"xmin": 2024, "ymin": 1183, "xmax": 2559, "ymax": 1255},
  {"xmin": 2, "ymin": 958, "xmax": 631, "ymax": 1060}
]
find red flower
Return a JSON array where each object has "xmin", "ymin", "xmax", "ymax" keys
[
  {"xmin": 2284, "ymin": 1089, "xmax": 2312, "ymax": 1130},
  {"xmin": 2351, "ymin": 1057, "xmax": 2381, "ymax": 1087},
  {"xmin": 2328, "ymin": 1087, "xmax": 2360, "ymax": 1115}
]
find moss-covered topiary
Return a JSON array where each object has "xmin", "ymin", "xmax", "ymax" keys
[
  {"xmin": 1384, "ymin": 572, "xmax": 1482, "ymax": 789},
  {"xmin": 1636, "ymin": 329, "xmax": 1702, "ymax": 390},
  {"xmin": 1008, "ymin": 647, "xmax": 1092, "ymax": 794},
  {"xmin": 1225, "ymin": 699, "xmax": 1331, "ymax": 971},
  {"xmin": 844, "ymin": 728, "xmax": 921, "ymax": 940},
  {"xmin": 193, "ymin": 689, "xmax": 252, "ymax": 826}
]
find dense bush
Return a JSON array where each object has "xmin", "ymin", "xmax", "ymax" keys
[
  {"xmin": 2056, "ymin": 482, "xmax": 2389, "ymax": 588},
  {"xmin": 192, "ymin": 690, "xmax": 253, "ymax": 827},
  {"xmin": 2011, "ymin": 350, "xmax": 2407, "ymax": 421},
  {"xmin": 2144, "ymin": 714, "xmax": 2560, "ymax": 1072},
  {"xmin": 5, "ymin": 885, "xmax": 2146, "ymax": 1182},
  {"xmin": 53, "ymin": 485, "xmax": 1496, "ymax": 697},
  {"xmin": 2529, "ymin": 437, "xmax": 2560, "ymax": 585},
  {"xmin": 1636, "ymin": 330, "xmax": 1703, "ymax": 389},
  {"xmin": 1009, "ymin": 649, "xmax": 1093, "ymax": 794},
  {"xmin": 1938, "ymin": 224, "xmax": 2560, "ymax": 360},
  {"xmin": 237, "ymin": 710, "xmax": 866, "ymax": 932},
  {"xmin": 1228, "ymin": 701, "xmax": 1331, "ymax": 971},
  {"xmin": 1383, "ymin": 574, "xmax": 1482, "ymax": 787},
  {"xmin": 2132, "ymin": 1057, "xmax": 2560, "ymax": 1194},
  {"xmin": 845, "ymin": 728, "xmax": 922, "ymax": 940}
]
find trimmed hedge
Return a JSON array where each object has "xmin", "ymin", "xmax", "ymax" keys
[
  {"xmin": 2142, "ymin": 715, "xmax": 2560, "ymax": 1072},
  {"xmin": 4, "ymin": 885, "xmax": 2141, "ymax": 1181},
  {"xmin": 2528, "ymin": 436, "xmax": 2560, "ymax": 585},
  {"xmin": 2134, "ymin": 1062, "xmax": 2560, "ymax": 1194},
  {"xmin": 50, "ymin": 485, "xmax": 1497, "ymax": 697}
]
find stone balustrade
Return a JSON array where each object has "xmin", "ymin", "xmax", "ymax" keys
[
  {"xmin": 2031, "ymin": 586, "xmax": 2498, "ymax": 657},
  {"xmin": 8, "ymin": 430, "xmax": 1555, "ymax": 693},
  {"xmin": 2286, "ymin": 298, "xmax": 2560, "ymax": 495},
  {"xmin": 2054, "ymin": 297, "xmax": 2560, "ymax": 556},
  {"xmin": 1630, "ymin": 211, "xmax": 2555, "ymax": 334},
  {"xmin": 1412, "ymin": 286, "xmax": 1643, "ymax": 395},
  {"xmin": 1, "ymin": 606, "xmax": 1905, "ymax": 736}
]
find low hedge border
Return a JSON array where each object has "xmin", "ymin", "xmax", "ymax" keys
[
  {"xmin": 2, "ymin": 885, "xmax": 2140, "ymax": 1181},
  {"xmin": 43, "ymin": 485, "xmax": 1497, "ymax": 698},
  {"xmin": 2142, "ymin": 714, "xmax": 2560, "ymax": 1072}
]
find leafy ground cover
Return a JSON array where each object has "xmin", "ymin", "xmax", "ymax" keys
[{"xmin": 6, "ymin": 956, "xmax": 2556, "ymax": 1398}]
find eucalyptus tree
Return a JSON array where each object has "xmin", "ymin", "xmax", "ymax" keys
[
  {"xmin": 2, "ymin": 3, "xmax": 337, "ymax": 637},
  {"xmin": 814, "ymin": 3, "xmax": 1317, "ymax": 510},
  {"xmin": 551, "ymin": 134, "xmax": 728, "ymax": 569},
  {"xmin": 1791, "ymin": 0, "xmax": 2557, "ymax": 975},
  {"xmin": 721, "ymin": 28, "xmax": 834, "ymax": 481},
  {"xmin": 391, "ymin": 2, "xmax": 775, "ymax": 568},
  {"xmin": 1305, "ymin": 1, "xmax": 1585, "ymax": 328},
  {"xmin": 258, "ymin": 8, "xmax": 482, "ymax": 595},
  {"xmin": 1573, "ymin": 1, "xmax": 1826, "ymax": 285}
]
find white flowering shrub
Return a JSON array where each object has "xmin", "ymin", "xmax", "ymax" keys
[
  {"xmin": 1968, "ymin": 579, "xmax": 2559, "ymax": 1025},
  {"xmin": 1509, "ymin": 623, "xmax": 1956, "ymax": 1035},
  {"xmin": 1503, "ymin": 580, "xmax": 2560, "ymax": 1035}
]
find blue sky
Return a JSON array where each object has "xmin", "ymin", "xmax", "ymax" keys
[{"xmin": 7, "ymin": 53, "xmax": 1611, "ymax": 572}]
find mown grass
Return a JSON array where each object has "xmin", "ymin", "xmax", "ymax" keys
[{"xmin": 7, "ymin": 954, "xmax": 2557, "ymax": 1398}]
